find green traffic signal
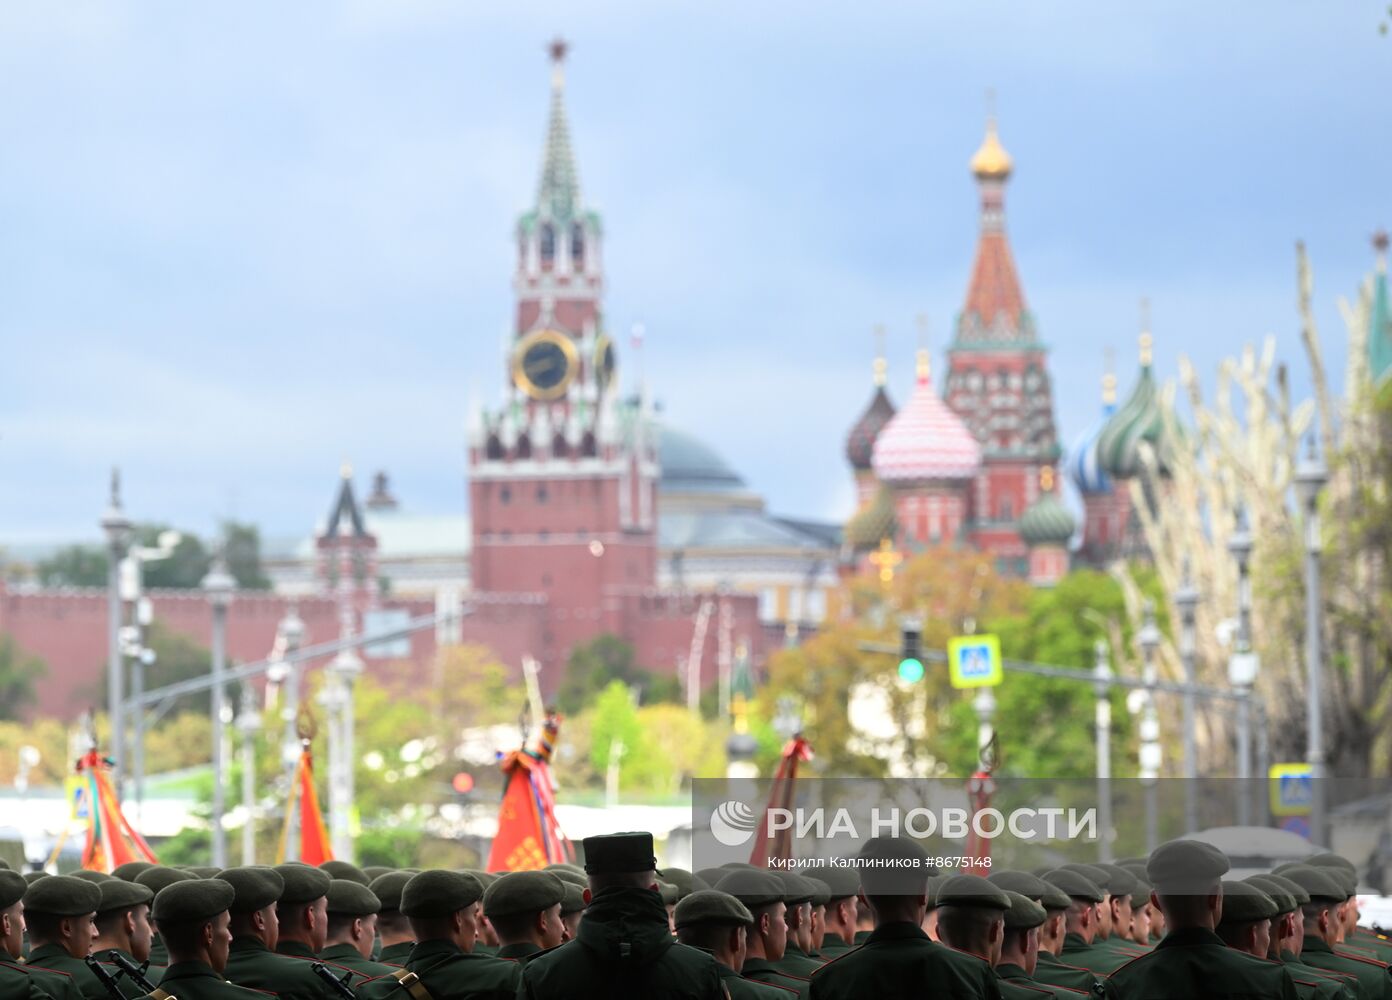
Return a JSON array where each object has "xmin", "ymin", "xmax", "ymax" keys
[{"xmin": 897, "ymin": 657, "xmax": 925, "ymax": 683}]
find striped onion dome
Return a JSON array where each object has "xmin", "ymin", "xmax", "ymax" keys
[
  {"xmin": 871, "ymin": 352, "xmax": 982, "ymax": 483},
  {"xmin": 1019, "ymin": 468, "xmax": 1076, "ymax": 546},
  {"xmin": 1098, "ymin": 335, "xmax": 1166, "ymax": 479},
  {"xmin": 1067, "ymin": 376, "xmax": 1117, "ymax": 496},
  {"xmin": 846, "ymin": 384, "xmax": 896, "ymax": 471},
  {"xmin": 845, "ymin": 484, "xmax": 897, "ymax": 549}
]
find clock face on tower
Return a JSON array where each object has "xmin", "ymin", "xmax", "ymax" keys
[{"xmin": 512, "ymin": 329, "xmax": 578, "ymax": 401}]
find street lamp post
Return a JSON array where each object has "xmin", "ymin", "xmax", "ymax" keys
[
  {"xmin": 1094, "ymin": 640, "xmax": 1113, "ymax": 862},
  {"xmin": 323, "ymin": 603, "xmax": 363, "ymax": 862},
  {"xmin": 1227, "ymin": 507, "xmax": 1258, "ymax": 826},
  {"xmin": 1295, "ymin": 437, "xmax": 1329, "ymax": 845},
  {"xmin": 1174, "ymin": 559, "xmax": 1200, "ymax": 833},
  {"xmin": 100, "ymin": 471, "xmax": 132, "ymax": 782},
  {"xmin": 202, "ymin": 553, "xmax": 235, "ymax": 869},
  {"xmin": 269, "ymin": 606, "xmax": 306, "ymax": 860},
  {"xmin": 236, "ymin": 685, "xmax": 261, "ymax": 864},
  {"xmin": 1137, "ymin": 601, "xmax": 1162, "ymax": 852}
]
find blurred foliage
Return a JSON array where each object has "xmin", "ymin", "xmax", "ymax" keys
[
  {"xmin": 0, "ymin": 635, "xmax": 45, "ymax": 721},
  {"xmin": 0, "ymin": 716, "xmax": 73, "ymax": 786},
  {"xmin": 356, "ymin": 825, "xmax": 424, "ymax": 868},
  {"xmin": 555, "ymin": 634, "xmax": 680, "ymax": 714},
  {"xmin": 33, "ymin": 521, "xmax": 269, "ymax": 590}
]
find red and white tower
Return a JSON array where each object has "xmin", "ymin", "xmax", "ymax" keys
[
  {"xmin": 468, "ymin": 41, "xmax": 659, "ymax": 674},
  {"xmin": 943, "ymin": 114, "xmax": 1060, "ymax": 572}
]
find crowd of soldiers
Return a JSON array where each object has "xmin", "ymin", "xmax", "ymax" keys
[{"xmin": 0, "ymin": 831, "xmax": 1388, "ymax": 999}]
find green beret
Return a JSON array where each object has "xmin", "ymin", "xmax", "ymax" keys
[
  {"xmin": 216, "ymin": 866, "xmax": 284, "ymax": 912},
  {"xmin": 70, "ymin": 870, "xmax": 117, "ymax": 884},
  {"xmin": 658, "ymin": 881, "xmax": 680, "ymax": 906},
  {"xmin": 1244, "ymin": 876, "xmax": 1296, "ymax": 915},
  {"xmin": 1217, "ymin": 881, "xmax": 1278, "ymax": 924},
  {"xmin": 1003, "ymin": 890, "xmax": 1048, "ymax": 929},
  {"xmin": 582, "ymin": 832, "xmax": 656, "ymax": 875},
  {"xmin": 1305, "ymin": 854, "xmax": 1357, "ymax": 875},
  {"xmin": 813, "ymin": 866, "xmax": 861, "ymax": 900},
  {"xmin": 805, "ymin": 877, "xmax": 832, "ymax": 907},
  {"xmin": 695, "ymin": 868, "xmax": 726, "ymax": 889},
  {"xmin": 482, "ymin": 871, "xmax": 565, "ymax": 920},
  {"xmin": 111, "ymin": 862, "xmax": 156, "ymax": 882},
  {"xmin": 659, "ymin": 868, "xmax": 696, "ymax": 900},
  {"xmin": 0, "ymin": 870, "xmax": 27, "ymax": 909},
  {"xmin": 559, "ymin": 883, "xmax": 587, "ymax": 916},
  {"xmin": 1146, "ymin": 840, "xmax": 1229, "ymax": 895},
  {"xmin": 326, "ymin": 879, "xmax": 381, "ymax": 916},
  {"xmin": 714, "ymin": 869, "xmax": 785, "ymax": 908},
  {"xmin": 401, "ymin": 870, "xmax": 483, "ymax": 918},
  {"xmin": 1042, "ymin": 868, "xmax": 1104, "ymax": 903},
  {"xmin": 274, "ymin": 864, "xmax": 331, "ymax": 906},
  {"xmin": 1093, "ymin": 864, "xmax": 1139, "ymax": 898},
  {"xmin": 1276, "ymin": 865, "xmax": 1344, "ymax": 903},
  {"xmin": 1058, "ymin": 864, "xmax": 1112, "ymax": 892},
  {"xmin": 1129, "ymin": 875, "xmax": 1154, "ymax": 902},
  {"xmin": 96, "ymin": 879, "xmax": 153, "ymax": 914},
  {"xmin": 923, "ymin": 877, "xmax": 940, "ymax": 911},
  {"xmin": 1258, "ymin": 872, "xmax": 1309, "ymax": 907},
  {"xmin": 369, "ymin": 871, "xmax": 413, "ymax": 912},
  {"xmin": 0, "ymin": 861, "xmax": 8, "ymax": 870},
  {"xmin": 182, "ymin": 867, "xmax": 221, "ymax": 879},
  {"xmin": 856, "ymin": 836, "xmax": 931, "ymax": 896},
  {"xmin": 21, "ymin": 872, "xmax": 50, "ymax": 886},
  {"xmin": 362, "ymin": 866, "xmax": 393, "ymax": 882},
  {"xmin": 319, "ymin": 861, "xmax": 370, "ymax": 887},
  {"xmin": 152, "ymin": 879, "xmax": 236, "ymax": 925},
  {"xmin": 24, "ymin": 875, "xmax": 103, "ymax": 916},
  {"xmin": 544, "ymin": 863, "xmax": 586, "ymax": 877},
  {"xmin": 461, "ymin": 870, "xmax": 499, "ymax": 890},
  {"xmin": 674, "ymin": 890, "xmax": 754, "ymax": 930},
  {"xmin": 1316, "ymin": 866, "xmax": 1357, "ymax": 897},
  {"xmin": 934, "ymin": 875, "xmax": 1010, "ymax": 910},
  {"xmin": 135, "ymin": 867, "xmax": 197, "ymax": 896},
  {"xmin": 771, "ymin": 870, "xmax": 814, "ymax": 906},
  {"xmin": 987, "ymin": 870, "xmax": 1050, "ymax": 901},
  {"xmin": 547, "ymin": 867, "xmax": 587, "ymax": 889}
]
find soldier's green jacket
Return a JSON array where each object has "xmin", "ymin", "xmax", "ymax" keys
[
  {"xmin": 134, "ymin": 961, "xmax": 270, "ymax": 1000},
  {"xmin": 772, "ymin": 945, "xmax": 822, "ymax": 978},
  {"xmin": 358, "ymin": 939, "xmax": 518, "ymax": 1000},
  {"xmin": 519, "ymin": 887, "xmax": 724, "ymax": 999},
  {"xmin": 222, "ymin": 938, "xmax": 338, "ymax": 1000},
  {"xmin": 851, "ymin": 931, "xmax": 871, "ymax": 946},
  {"xmin": 1032, "ymin": 950, "xmax": 1113, "ymax": 996},
  {"xmin": 1107, "ymin": 927, "xmax": 1299, "ymax": 999},
  {"xmin": 494, "ymin": 943, "xmax": 542, "ymax": 967},
  {"xmin": 0, "ymin": 959, "xmax": 60, "ymax": 1000},
  {"xmin": 1279, "ymin": 949, "xmax": 1361, "ymax": 1000},
  {"xmin": 995, "ymin": 963, "xmax": 1076, "ymax": 998},
  {"xmin": 2, "ymin": 951, "xmax": 82, "ymax": 1000},
  {"xmin": 1352, "ymin": 930, "xmax": 1392, "ymax": 964},
  {"xmin": 688, "ymin": 949, "xmax": 798, "ymax": 999},
  {"xmin": 1057, "ymin": 933, "xmax": 1135, "ymax": 975},
  {"xmin": 376, "ymin": 942, "xmax": 413, "ymax": 968},
  {"xmin": 816, "ymin": 936, "xmax": 852, "ymax": 960},
  {"xmin": 315, "ymin": 943, "xmax": 398, "ymax": 983},
  {"xmin": 1301, "ymin": 937, "xmax": 1392, "ymax": 1000},
  {"xmin": 740, "ymin": 957, "xmax": 808, "ymax": 994},
  {"xmin": 143, "ymin": 941, "xmax": 166, "ymax": 972},
  {"xmin": 15, "ymin": 948, "xmax": 109, "ymax": 1000},
  {"xmin": 806, "ymin": 922, "xmax": 1003, "ymax": 999}
]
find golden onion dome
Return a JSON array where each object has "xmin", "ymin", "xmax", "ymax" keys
[{"xmin": 970, "ymin": 119, "xmax": 1013, "ymax": 181}]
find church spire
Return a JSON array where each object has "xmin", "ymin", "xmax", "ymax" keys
[
  {"xmin": 957, "ymin": 97, "xmax": 1029, "ymax": 345},
  {"xmin": 537, "ymin": 38, "xmax": 580, "ymax": 221}
]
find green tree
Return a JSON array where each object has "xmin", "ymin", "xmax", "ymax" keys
[
  {"xmin": 556, "ymin": 635, "xmax": 679, "ymax": 713},
  {"xmin": 37, "ymin": 545, "xmax": 107, "ymax": 587},
  {"xmin": 588, "ymin": 681, "xmax": 643, "ymax": 779},
  {"xmin": 137, "ymin": 525, "xmax": 212, "ymax": 589},
  {"xmin": 222, "ymin": 521, "xmax": 271, "ymax": 590},
  {"xmin": 0, "ymin": 636, "xmax": 45, "ymax": 720}
]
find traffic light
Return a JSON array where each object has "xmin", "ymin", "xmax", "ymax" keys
[{"xmin": 898, "ymin": 621, "xmax": 924, "ymax": 683}]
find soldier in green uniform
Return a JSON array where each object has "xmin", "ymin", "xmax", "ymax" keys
[
  {"xmin": 1107, "ymin": 838, "xmax": 1298, "ymax": 999},
  {"xmin": 81, "ymin": 879, "xmax": 156, "ymax": 999},
  {"xmin": 268, "ymin": 865, "xmax": 334, "ymax": 971},
  {"xmin": 356, "ymin": 869, "xmax": 520, "ymax": 999},
  {"xmin": 521, "ymin": 832, "xmax": 726, "ymax": 999},
  {"xmin": 1234, "ymin": 877, "xmax": 1356, "ymax": 1000},
  {"xmin": 1249, "ymin": 873, "xmax": 1360, "ymax": 999},
  {"xmin": 989, "ymin": 869, "xmax": 1111, "ymax": 997},
  {"xmin": 460, "ymin": 872, "xmax": 501, "ymax": 957},
  {"xmin": 1, "ymin": 869, "xmax": 67, "ymax": 1000},
  {"xmin": 20, "ymin": 877, "xmax": 102, "ymax": 1000},
  {"xmin": 807, "ymin": 837, "xmax": 1003, "ymax": 999},
  {"xmin": 768, "ymin": 873, "xmax": 820, "ymax": 976},
  {"xmin": 993, "ymin": 890, "xmax": 1077, "ymax": 999},
  {"xmin": 714, "ymin": 869, "xmax": 808, "ymax": 994},
  {"xmin": 480, "ymin": 871, "xmax": 566, "ymax": 965},
  {"xmin": 133, "ymin": 867, "xmax": 196, "ymax": 971},
  {"xmin": 935, "ymin": 874, "xmax": 1010, "ymax": 968},
  {"xmin": 557, "ymin": 883, "xmax": 585, "ymax": 943},
  {"xmin": 366, "ymin": 872, "xmax": 414, "ymax": 967},
  {"xmin": 318, "ymin": 863, "xmax": 370, "ymax": 888},
  {"xmin": 216, "ymin": 865, "xmax": 337, "ymax": 1000},
  {"xmin": 1042, "ymin": 868, "xmax": 1114, "ymax": 976},
  {"xmin": 1282, "ymin": 865, "xmax": 1392, "ymax": 999},
  {"xmin": 136, "ymin": 878, "xmax": 268, "ymax": 1000},
  {"xmin": 318, "ymin": 879, "xmax": 396, "ymax": 981},
  {"xmin": 107, "ymin": 869, "xmax": 152, "ymax": 887},
  {"xmin": 811, "ymin": 869, "xmax": 858, "ymax": 959},
  {"xmin": 674, "ymin": 890, "xmax": 798, "ymax": 998}
]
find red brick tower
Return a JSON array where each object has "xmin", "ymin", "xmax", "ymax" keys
[
  {"xmin": 468, "ymin": 41, "xmax": 659, "ymax": 673},
  {"xmin": 943, "ymin": 113, "xmax": 1060, "ymax": 574}
]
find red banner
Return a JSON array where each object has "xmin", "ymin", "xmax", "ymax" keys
[
  {"xmin": 279, "ymin": 745, "xmax": 333, "ymax": 865},
  {"xmin": 750, "ymin": 735, "xmax": 813, "ymax": 867},
  {"xmin": 76, "ymin": 750, "xmax": 158, "ymax": 873},
  {"xmin": 487, "ymin": 713, "xmax": 573, "ymax": 872}
]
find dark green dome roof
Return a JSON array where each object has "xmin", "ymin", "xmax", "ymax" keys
[
  {"xmin": 1019, "ymin": 489, "xmax": 1075, "ymax": 546},
  {"xmin": 845, "ymin": 485, "xmax": 897, "ymax": 550},
  {"xmin": 656, "ymin": 426, "xmax": 747, "ymax": 495},
  {"xmin": 1097, "ymin": 362, "xmax": 1166, "ymax": 479}
]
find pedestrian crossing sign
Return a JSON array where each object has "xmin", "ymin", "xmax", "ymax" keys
[
  {"xmin": 948, "ymin": 634, "xmax": 1002, "ymax": 689},
  {"xmin": 1269, "ymin": 763, "xmax": 1314, "ymax": 817}
]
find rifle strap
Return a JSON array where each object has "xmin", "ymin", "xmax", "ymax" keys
[
  {"xmin": 149, "ymin": 992, "xmax": 177, "ymax": 1000},
  {"xmin": 391, "ymin": 970, "xmax": 433, "ymax": 1000}
]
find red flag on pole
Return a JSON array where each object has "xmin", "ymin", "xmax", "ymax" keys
[
  {"xmin": 749, "ymin": 734, "xmax": 813, "ymax": 867},
  {"xmin": 75, "ymin": 749, "xmax": 158, "ymax": 873},
  {"xmin": 487, "ymin": 712, "xmax": 573, "ymax": 872},
  {"xmin": 278, "ymin": 743, "xmax": 333, "ymax": 865}
]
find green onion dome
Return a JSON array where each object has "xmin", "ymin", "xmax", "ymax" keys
[
  {"xmin": 845, "ymin": 485, "xmax": 897, "ymax": 550},
  {"xmin": 1018, "ymin": 469, "xmax": 1075, "ymax": 546},
  {"xmin": 1097, "ymin": 334, "xmax": 1167, "ymax": 479}
]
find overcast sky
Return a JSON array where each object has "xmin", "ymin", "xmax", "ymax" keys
[{"xmin": 1, "ymin": 1, "xmax": 1388, "ymax": 548}]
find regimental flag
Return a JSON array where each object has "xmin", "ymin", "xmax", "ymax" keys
[
  {"xmin": 278, "ymin": 743, "xmax": 333, "ymax": 865},
  {"xmin": 75, "ymin": 749, "xmax": 158, "ymax": 873},
  {"xmin": 750, "ymin": 734, "xmax": 813, "ymax": 868},
  {"xmin": 487, "ymin": 712, "xmax": 574, "ymax": 872}
]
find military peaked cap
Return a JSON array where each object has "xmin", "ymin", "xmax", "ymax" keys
[{"xmin": 582, "ymin": 832, "xmax": 656, "ymax": 875}]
